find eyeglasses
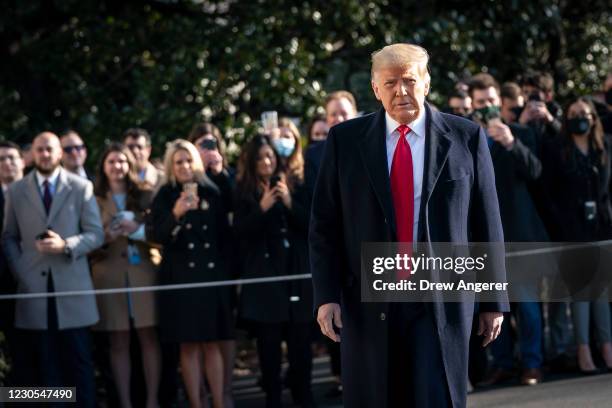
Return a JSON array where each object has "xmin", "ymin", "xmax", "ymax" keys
[{"xmin": 63, "ymin": 145, "xmax": 85, "ymax": 154}]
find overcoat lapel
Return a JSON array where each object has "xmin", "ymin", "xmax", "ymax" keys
[{"xmin": 358, "ymin": 108, "xmax": 397, "ymax": 237}]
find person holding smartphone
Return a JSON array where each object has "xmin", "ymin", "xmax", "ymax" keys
[
  {"xmin": 234, "ymin": 134, "xmax": 314, "ymax": 408},
  {"xmin": 89, "ymin": 143, "xmax": 161, "ymax": 408},
  {"xmin": 468, "ymin": 73, "xmax": 547, "ymax": 387},
  {"xmin": 187, "ymin": 124, "xmax": 238, "ymax": 407},
  {"xmin": 148, "ymin": 139, "xmax": 234, "ymax": 408}
]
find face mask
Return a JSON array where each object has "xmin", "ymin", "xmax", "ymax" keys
[
  {"xmin": 472, "ymin": 105, "xmax": 501, "ymax": 124},
  {"xmin": 272, "ymin": 137, "xmax": 296, "ymax": 158},
  {"xmin": 510, "ymin": 106, "xmax": 524, "ymax": 121},
  {"xmin": 605, "ymin": 89, "xmax": 612, "ymax": 106},
  {"xmin": 567, "ymin": 117, "xmax": 591, "ymax": 135}
]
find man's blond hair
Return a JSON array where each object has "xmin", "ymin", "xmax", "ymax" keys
[{"xmin": 371, "ymin": 43, "xmax": 430, "ymax": 82}]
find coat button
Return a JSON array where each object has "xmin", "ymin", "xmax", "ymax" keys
[
  {"xmin": 380, "ymin": 313, "xmax": 386, "ymax": 321},
  {"xmin": 204, "ymin": 242, "xmax": 210, "ymax": 249},
  {"xmin": 41, "ymin": 271, "xmax": 47, "ymax": 276},
  {"xmin": 207, "ymin": 262, "xmax": 215, "ymax": 269},
  {"xmin": 188, "ymin": 262, "xmax": 195, "ymax": 268},
  {"xmin": 202, "ymin": 224, "xmax": 208, "ymax": 231},
  {"xmin": 264, "ymin": 252, "xmax": 270, "ymax": 258},
  {"xmin": 187, "ymin": 243, "xmax": 195, "ymax": 250},
  {"xmin": 185, "ymin": 223, "xmax": 192, "ymax": 230},
  {"xmin": 384, "ymin": 218, "xmax": 388, "ymax": 224}
]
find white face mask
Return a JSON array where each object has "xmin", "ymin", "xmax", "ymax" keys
[{"xmin": 272, "ymin": 137, "xmax": 296, "ymax": 158}]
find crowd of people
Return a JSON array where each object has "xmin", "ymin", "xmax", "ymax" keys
[{"xmin": 0, "ymin": 67, "xmax": 611, "ymax": 408}]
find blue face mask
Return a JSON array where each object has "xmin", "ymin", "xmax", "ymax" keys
[{"xmin": 272, "ymin": 137, "xmax": 296, "ymax": 158}]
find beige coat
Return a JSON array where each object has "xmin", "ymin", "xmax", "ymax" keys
[{"xmin": 90, "ymin": 191, "xmax": 160, "ymax": 331}]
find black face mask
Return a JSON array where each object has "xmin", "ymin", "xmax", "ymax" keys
[
  {"xmin": 510, "ymin": 106, "xmax": 524, "ymax": 122},
  {"xmin": 567, "ymin": 117, "xmax": 591, "ymax": 135},
  {"xmin": 605, "ymin": 89, "xmax": 612, "ymax": 106}
]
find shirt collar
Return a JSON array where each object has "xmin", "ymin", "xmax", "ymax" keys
[
  {"xmin": 36, "ymin": 167, "xmax": 61, "ymax": 189},
  {"xmin": 77, "ymin": 167, "xmax": 88, "ymax": 179},
  {"xmin": 385, "ymin": 107, "xmax": 427, "ymax": 139}
]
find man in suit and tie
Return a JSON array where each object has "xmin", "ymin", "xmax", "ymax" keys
[
  {"xmin": 0, "ymin": 141, "xmax": 25, "ymax": 385},
  {"xmin": 310, "ymin": 44, "xmax": 509, "ymax": 407},
  {"xmin": 2, "ymin": 132, "xmax": 104, "ymax": 406}
]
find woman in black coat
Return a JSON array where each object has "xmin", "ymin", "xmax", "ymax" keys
[
  {"xmin": 234, "ymin": 134, "xmax": 314, "ymax": 408},
  {"xmin": 188, "ymin": 122, "xmax": 238, "ymax": 407},
  {"xmin": 542, "ymin": 97, "xmax": 612, "ymax": 374},
  {"xmin": 148, "ymin": 139, "xmax": 234, "ymax": 408}
]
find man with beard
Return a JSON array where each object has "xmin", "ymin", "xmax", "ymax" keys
[{"xmin": 2, "ymin": 132, "xmax": 103, "ymax": 406}]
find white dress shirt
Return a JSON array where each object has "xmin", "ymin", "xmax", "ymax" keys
[
  {"xmin": 35, "ymin": 167, "xmax": 61, "ymax": 198},
  {"xmin": 385, "ymin": 110, "xmax": 426, "ymax": 242}
]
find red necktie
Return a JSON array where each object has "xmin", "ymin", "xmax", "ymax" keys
[{"xmin": 390, "ymin": 125, "xmax": 414, "ymax": 280}]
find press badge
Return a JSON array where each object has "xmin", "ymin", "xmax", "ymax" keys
[{"xmin": 127, "ymin": 244, "xmax": 142, "ymax": 265}]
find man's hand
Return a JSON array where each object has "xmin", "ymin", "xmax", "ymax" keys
[
  {"xmin": 487, "ymin": 119, "xmax": 514, "ymax": 149},
  {"xmin": 478, "ymin": 312, "xmax": 504, "ymax": 347},
  {"xmin": 317, "ymin": 303, "xmax": 342, "ymax": 343},
  {"xmin": 35, "ymin": 229, "xmax": 66, "ymax": 254}
]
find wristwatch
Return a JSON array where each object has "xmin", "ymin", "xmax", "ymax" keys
[{"xmin": 63, "ymin": 240, "xmax": 72, "ymax": 258}]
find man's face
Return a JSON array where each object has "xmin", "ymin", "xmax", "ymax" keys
[
  {"xmin": 125, "ymin": 135, "xmax": 151, "ymax": 169},
  {"xmin": 33, "ymin": 133, "xmax": 63, "ymax": 175},
  {"xmin": 501, "ymin": 96, "xmax": 524, "ymax": 124},
  {"xmin": 60, "ymin": 133, "xmax": 87, "ymax": 171},
  {"xmin": 448, "ymin": 96, "xmax": 472, "ymax": 116},
  {"xmin": 325, "ymin": 98, "xmax": 357, "ymax": 127},
  {"xmin": 471, "ymin": 87, "xmax": 501, "ymax": 109},
  {"xmin": 371, "ymin": 64, "xmax": 430, "ymax": 124},
  {"xmin": 0, "ymin": 147, "xmax": 24, "ymax": 184}
]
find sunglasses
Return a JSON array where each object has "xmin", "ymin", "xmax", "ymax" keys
[{"xmin": 63, "ymin": 145, "xmax": 86, "ymax": 154}]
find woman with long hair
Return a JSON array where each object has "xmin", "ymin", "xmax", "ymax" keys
[
  {"xmin": 90, "ymin": 143, "xmax": 161, "ymax": 408},
  {"xmin": 148, "ymin": 139, "xmax": 234, "ymax": 408},
  {"xmin": 543, "ymin": 97, "xmax": 612, "ymax": 374},
  {"xmin": 188, "ymin": 122, "xmax": 237, "ymax": 408},
  {"xmin": 234, "ymin": 134, "xmax": 314, "ymax": 408}
]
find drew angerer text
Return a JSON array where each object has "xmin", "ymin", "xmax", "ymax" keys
[{"xmin": 372, "ymin": 279, "xmax": 508, "ymax": 293}]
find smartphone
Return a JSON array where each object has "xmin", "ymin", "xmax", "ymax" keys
[
  {"xmin": 270, "ymin": 175, "xmax": 280, "ymax": 188},
  {"xmin": 261, "ymin": 111, "xmax": 278, "ymax": 132},
  {"xmin": 199, "ymin": 139, "xmax": 218, "ymax": 151},
  {"xmin": 183, "ymin": 182, "xmax": 198, "ymax": 200},
  {"xmin": 36, "ymin": 231, "xmax": 52, "ymax": 240},
  {"xmin": 528, "ymin": 92, "xmax": 543, "ymax": 102}
]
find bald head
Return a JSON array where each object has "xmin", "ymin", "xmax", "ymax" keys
[{"xmin": 32, "ymin": 132, "xmax": 63, "ymax": 175}]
